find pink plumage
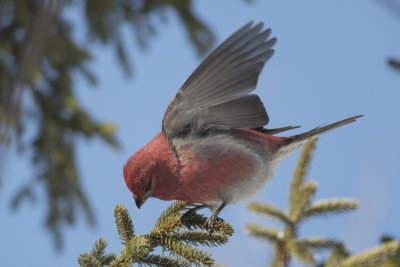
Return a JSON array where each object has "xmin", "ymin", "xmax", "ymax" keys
[{"xmin": 123, "ymin": 22, "xmax": 362, "ymax": 228}]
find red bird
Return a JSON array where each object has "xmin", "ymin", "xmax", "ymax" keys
[{"xmin": 123, "ymin": 22, "xmax": 362, "ymax": 228}]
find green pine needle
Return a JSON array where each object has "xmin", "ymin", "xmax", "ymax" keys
[
  {"xmin": 289, "ymin": 138, "xmax": 318, "ymax": 213},
  {"xmin": 139, "ymin": 254, "xmax": 190, "ymax": 267},
  {"xmin": 297, "ymin": 237, "xmax": 344, "ymax": 250},
  {"xmin": 78, "ymin": 253, "xmax": 102, "ymax": 267},
  {"xmin": 126, "ymin": 235, "xmax": 154, "ymax": 260},
  {"xmin": 164, "ymin": 229, "xmax": 230, "ymax": 247},
  {"xmin": 338, "ymin": 241, "xmax": 400, "ymax": 267},
  {"xmin": 244, "ymin": 224, "xmax": 283, "ymax": 244},
  {"xmin": 114, "ymin": 204, "xmax": 135, "ymax": 245},
  {"xmin": 245, "ymin": 137, "xmax": 399, "ymax": 267},
  {"xmin": 78, "ymin": 238, "xmax": 116, "ymax": 267},
  {"xmin": 80, "ymin": 201, "xmax": 234, "ymax": 266},
  {"xmin": 160, "ymin": 237, "xmax": 215, "ymax": 266},
  {"xmin": 302, "ymin": 198, "xmax": 358, "ymax": 219},
  {"xmin": 156, "ymin": 201, "xmax": 193, "ymax": 227},
  {"xmin": 290, "ymin": 181, "xmax": 317, "ymax": 221},
  {"xmin": 324, "ymin": 244, "xmax": 351, "ymax": 267},
  {"xmin": 287, "ymin": 239, "xmax": 316, "ymax": 265},
  {"xmin": 248, "ymin": 202, "xmax": 291, "ymax": 225}
]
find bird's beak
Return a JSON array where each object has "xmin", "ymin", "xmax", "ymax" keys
[
  {"xmin": 134, "ymin": 195, "xmax": 143, "ymax": 209},
  {"xmin": 133, "ymin": 193, "xmax": 149, "ymax": 209}
]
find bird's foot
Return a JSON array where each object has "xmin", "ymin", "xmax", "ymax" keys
[
  {"xmin": 181, "ymin": 210, "xmax": 196, "ymax": 229},
  {"xmin": 204, "ymin": 216, "xmax": 224, "ymax": 231}
]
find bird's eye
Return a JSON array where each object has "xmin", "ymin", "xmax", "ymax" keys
[{"xmin": 145, "ymin": 180, "xmax": 152, "ymax": 192}]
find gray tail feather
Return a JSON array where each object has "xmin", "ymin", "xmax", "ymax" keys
[
  {"xmin": 288, "ymin": 115, "xmax": 363, "ymax": 144},
  {"xmin": 253, "ymin": 125, "xmax": 301, "ymax": 135}
]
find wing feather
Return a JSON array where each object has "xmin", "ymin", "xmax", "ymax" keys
[{"xmin": 163, "ymin": 22, "xmax": 275, "ymax": 141}]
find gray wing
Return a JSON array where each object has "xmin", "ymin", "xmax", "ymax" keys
[{"xmin": 162, "ymin": 21, "xmax": 276, "ymax": 140}]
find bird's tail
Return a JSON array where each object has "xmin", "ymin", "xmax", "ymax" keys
[
  {"xmin": 271, "ymin": 115, "xmax": 363, "ymax": 162},
  {"xmin": 288, "ymin": 115, "xmax": 363, "ymax": 144}
]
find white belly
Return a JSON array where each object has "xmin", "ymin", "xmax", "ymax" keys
[{"xmin": 206, "ymin": 154, "xmax": 275, "ymax": 211}]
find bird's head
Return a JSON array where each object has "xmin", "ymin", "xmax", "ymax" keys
[
  {"xmin": 123, "ymin": 152, "xmax": 155, "ymax": 209},
  {"xmin": 123, "ymin": 132, "xmax": 179, "ymax": 208}
]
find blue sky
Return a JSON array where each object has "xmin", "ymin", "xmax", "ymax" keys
[{"xmin": 2, "ymin": 0, "xmax": 400, "ymax": 266}]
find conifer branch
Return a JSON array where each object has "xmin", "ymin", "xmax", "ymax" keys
[
  {"xmin": 270, "ymin": 247, "xmax": 290, "ymax": 267},
  {"xmin": 324, "ymin": 243, "xmax": 351, "ymax": 267},
  {"xmin": 302, "ymin": 198, "xmax": 358, "ymax": 219},
  {"xmin": 287, "ymin": 239, "xmax": 316, "ymax": 265},
  {"xmin": 79, "ymin": 202, "xmax": 233, "ymax": 266},
  {"xmin": 297, "ymin": 237, "xmax": 344, "ymax": 250},
  {"xmin": 338, "ymin": 241, "xmax": 400, "ymax": 267},
  {"xmin": 139, "ymin": 254, "xmax": 189, "ymax": 267},
  {"xmin": 78, "ymin": 238, "xmax": 116, "ymax": 266},
  {"xmin": 290, "ymin": 181, "xmax": 317, "ymax": 221},
  {"xmin": 156, "ymin": 201, "xmax": 193, "ymax": 227},
  {"xmin": 244, "ymin": 224, "xmax": 282, "ymax": 244},
  {"xmin": 164, "ymin": 230, "xmax": 230, "ymax": 247},
  {"xmin": 153, "ymin": 214, "xmax": 183, "ymax": 234},
  {"xmin": 245, "ymin": 139, "xmax": 399, "ymax": 267},
  {"xmin": 289, "ymin": 138, "xmax": 317, "ymax": 215},
  {"xmin": 114, "ymin": 204, "xmax": 135, "ymax": 245},
  {"xmin": 78, "ymin": 254, "xmax": 102, "ymax": 267},
  {"xmin": 245, "ymin": 224, "xmax": 289, "ymax": 267},
  {"xmin": 159, "ymin": 238, "xmax": 215, "ymax": 266},
  {"xmin": 248, "ymin": 202, "xmax": 292, "ymax": 225}
]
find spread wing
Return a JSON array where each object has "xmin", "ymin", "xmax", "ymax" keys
[{"xmin": 162, "ymin": 21, "xmax": 276, "ymax": 141}]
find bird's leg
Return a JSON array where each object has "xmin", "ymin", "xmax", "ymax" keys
[
  {"xmin": 205, "ymin": 202, "xmax": 227, "ymax": 230},
  {"xmin": 181, "ymin": 204, "xmax": 207, "ymax": 227}
]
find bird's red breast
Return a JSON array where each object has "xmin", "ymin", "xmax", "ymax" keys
[{"xmin": 173, "ymin": 142, "xmax": 258, "ymax": 203}]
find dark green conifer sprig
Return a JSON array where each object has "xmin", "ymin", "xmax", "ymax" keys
[
  {"xmin": 78, "ymin": 238, "xmax": 116, "ymax": 266},
  {"xmin": 79, "ymin": 201, "xmax": 234, "ymax": 267},
  {"xmin": 245, "ymin": 138, "xmax": 400, "ymax": 266},
  {"xmin": 317, "ymin": 236, "xmax": 400, "ymax": 267}
]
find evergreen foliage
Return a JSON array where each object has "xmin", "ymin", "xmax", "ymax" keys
[
  {"xmin": 79, "ymin": 201, "xmax": 234, "ymax": 266},
  {"xmin": 245, "ymin": 138, "xmax": 400, "ymax": 266},
  {"xmin": 0, "ymin": 0, "xmax": 216, "ymax": 249}
]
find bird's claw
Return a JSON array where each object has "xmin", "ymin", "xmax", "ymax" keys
[
  {"xmin": 181, "ymin": 210, "xmax": 196, "ymax": 229},
  {"xmin": 204, "ymin": 216, "xmax": 224, "ymax": 231}
]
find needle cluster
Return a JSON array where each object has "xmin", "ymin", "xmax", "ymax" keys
[
  {"xmin": 78, "ymin": 201, "xmax": 234, "ymax": 267},
  {"xmin": 245, "ymin": 138, "xmax": 400, "ymax": 267}
]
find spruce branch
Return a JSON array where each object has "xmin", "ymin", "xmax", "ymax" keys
[
  {"xmin": 153, "ymin": 214, "xmax": 183, "ymax": 234},
  {"xmin": 302, "ymin": 198, "xmax": 358, "ymax": 219},
  {"xmin": 159, "ymin": 238, "xmax": 215, "ymax": 266},
  {"xmin": 245, "ymin": 139, "xmax": 399, "ymax": 267},
  {"xmin": 164, "ymin": 230, "xmax": 230, "ymax": 247},
  {"xmin": 248, "ymin": 202, "xmax": 291, "ymax": 225},
  {"xmin": 297, "ymin": 237, "xmax": 344, "ymax": 250},
  {"xmin": 78, "ymin": 254, "xmax": 102, "ymax": 267},
  {"xmin": 338, "ymin": 241, "xmax": 400, "ymax": 267},
  {"xmin": 289, "ymin": 138, "xmax": 317, "ymax": 215},
  {"xmin": 78, "ymin": 238, "xmax": 116, "ymax": 267},
  {"xmin": 114, "ymin": 204, "xmax": 135, "ymax": 245},
  {"xmin": 244, "ymin": 224, "xmax": 283, "ymax": 244},
  {"xmin": 290, "ymin": 181, "xmax": 317, "ymax": 221},
  {"xmin": 156, "ymin": 201, "xmax": 194, "ymax": 227},
  {"xmin": 79, "ymin": 201, "xmax": 233, "ymax": 266},
  {"xmin": 287, "ymin": 239, "xmax": 316, "ymax": 265},
  {"xmin": 139, "ymin": 254, "xmax": 189, "ymax": 267},
  {"xmin": 270, "ymin": 247, "xmax": 289, "ymax": 267},
  {"xmin": 324, "ymin": 244, "xmax": 351, "ymax": 267}
]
